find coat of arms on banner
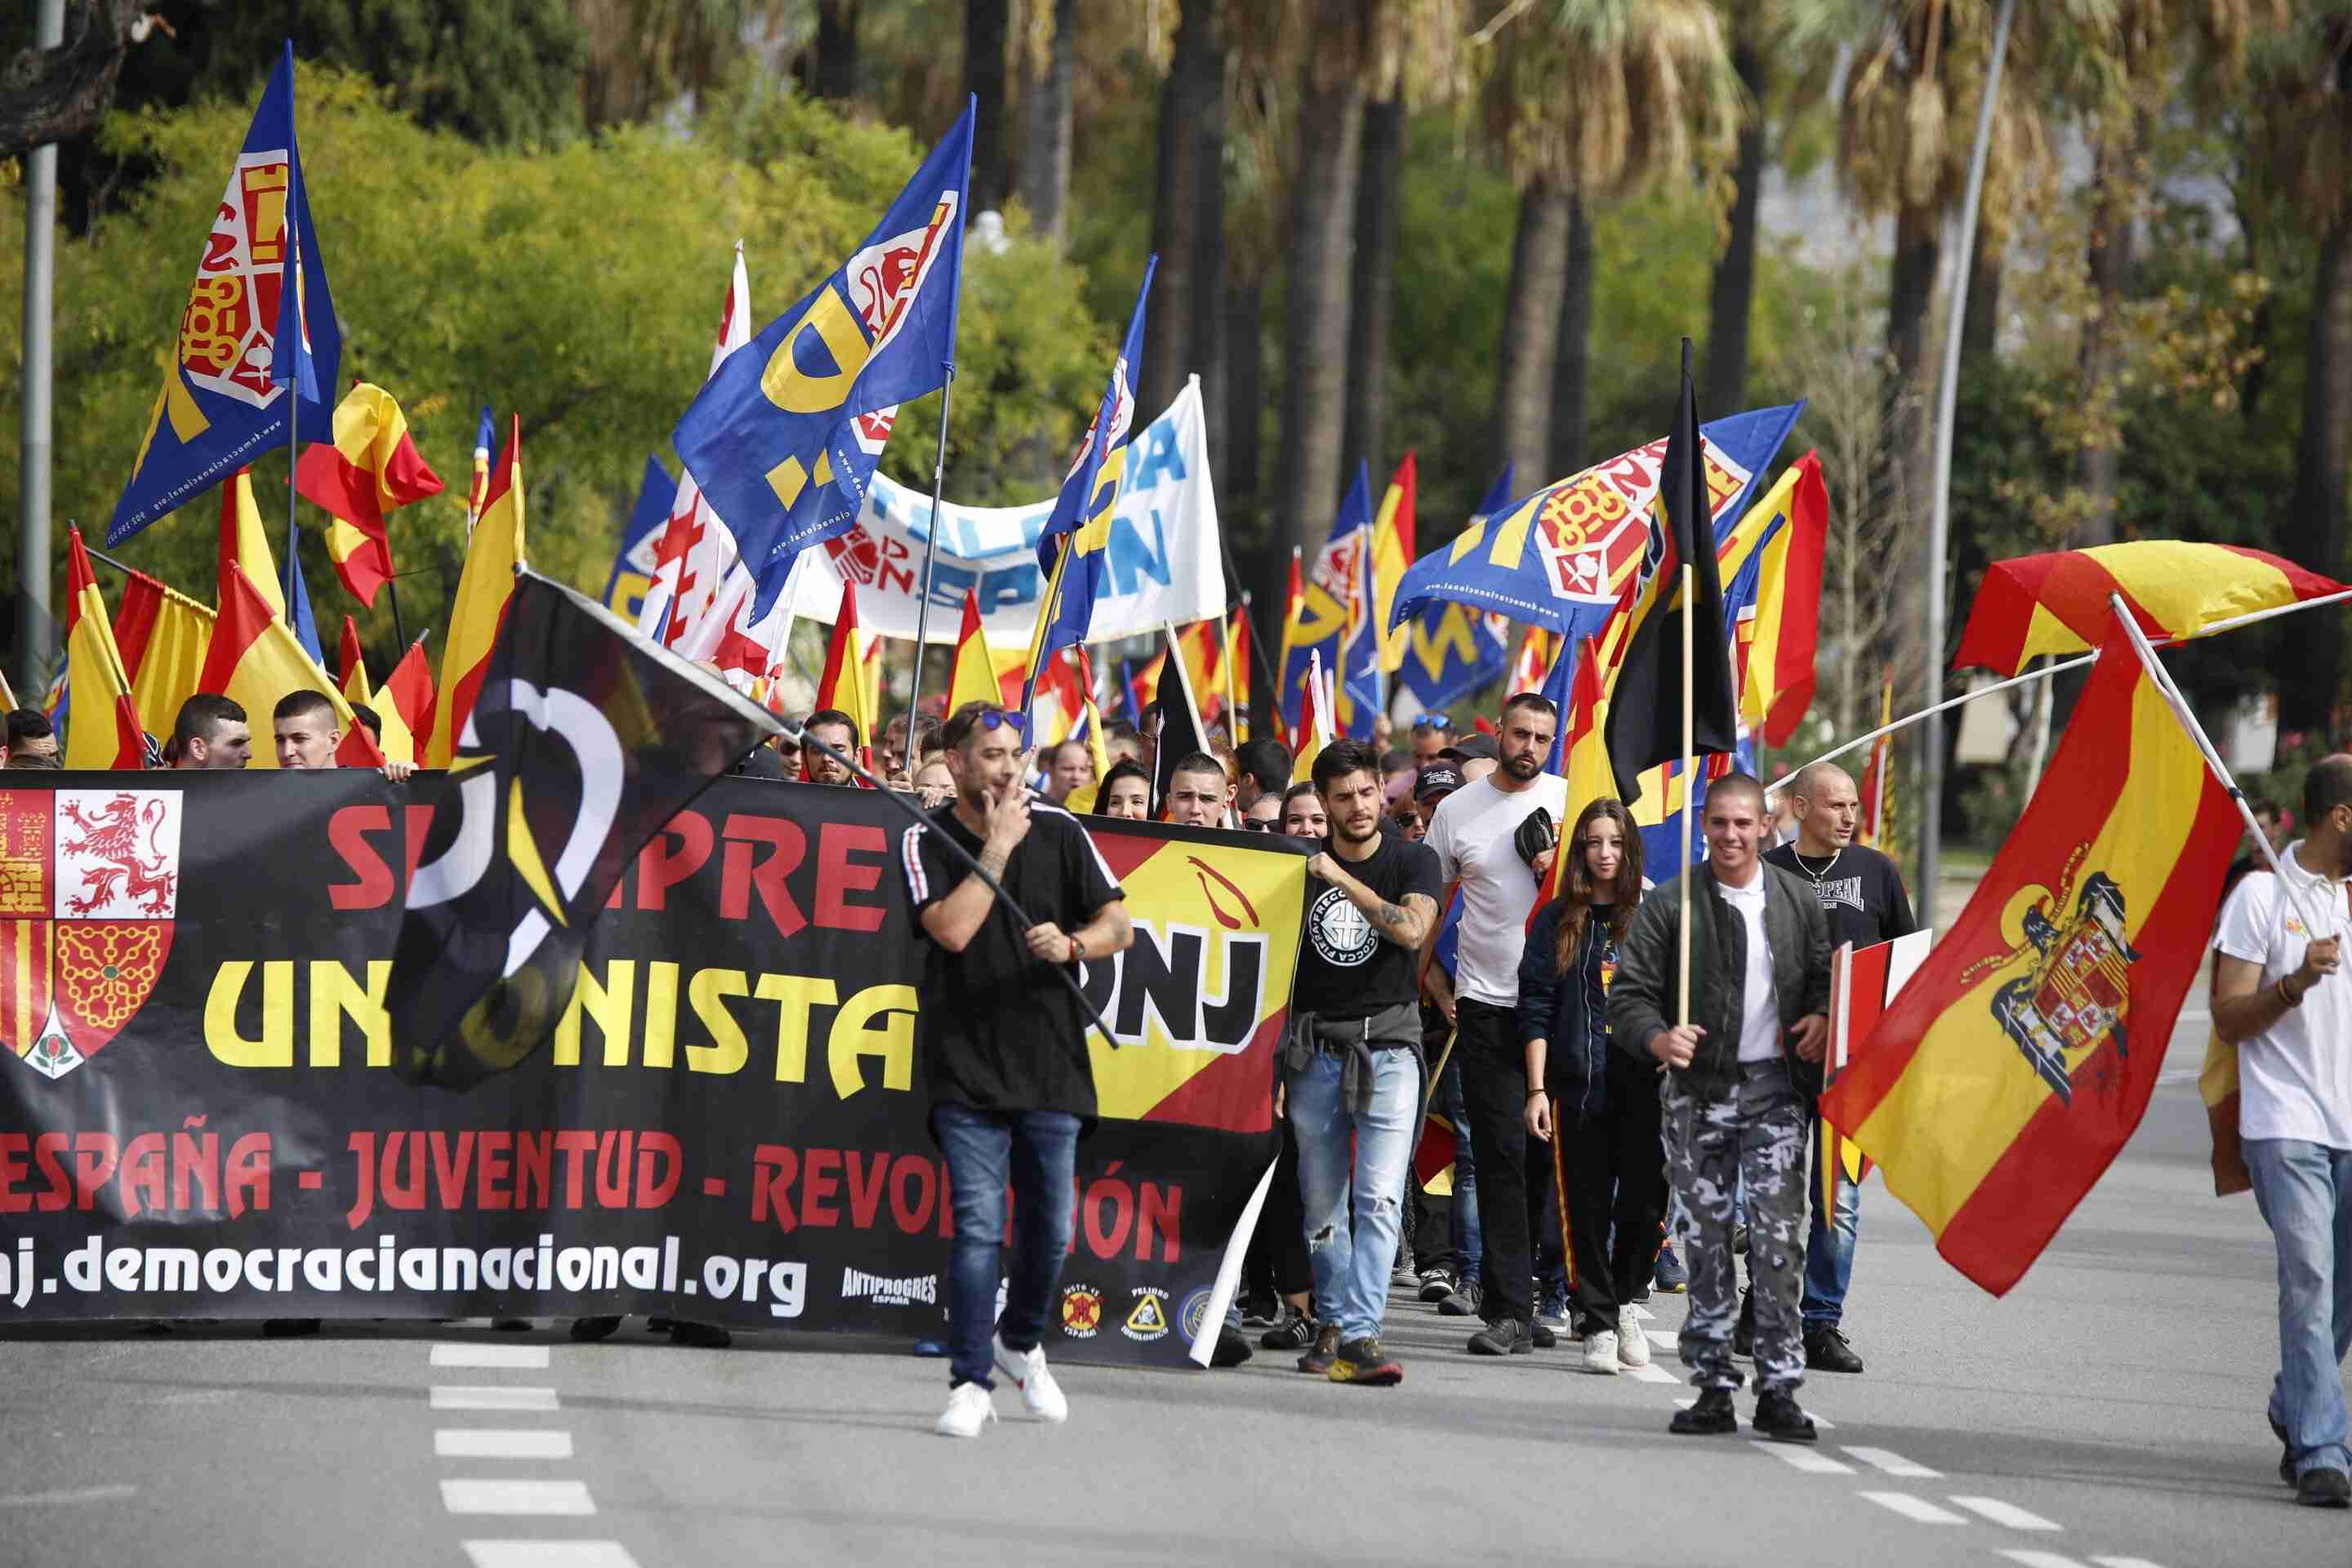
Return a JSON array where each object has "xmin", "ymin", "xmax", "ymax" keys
[
  {"xmin": 0, "ymin": 790, "xmax": 181, "ymax": 1080},
  {"xmin": 1984, "ymin": 859, "xmax": 2137, "ymax": 1106},
  {"xmin": 180, "ymin": 152, "xmax": 296, "ymax": 410}
]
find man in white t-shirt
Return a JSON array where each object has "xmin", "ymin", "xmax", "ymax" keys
[
  {"xmin": 2213, "ymin": 755, "xmax": 2352, "ymax": 1508},
  {"xmin": 1422, "ymin": 691, "xmax": 1567, "ymax": 1356}
]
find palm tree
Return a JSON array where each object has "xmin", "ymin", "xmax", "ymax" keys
[
  {"xmin": 1473, "ymin": 0, "xmax": 1740, "ymax": 484},
  {"xmin": 1704, "ymin": 11, "xmax": 1769, "ymax": 416},
  {"xmin": 1142, "ymin": 0, "xmax": 1223, "ymax": 432},
  {"xmin": 1344, "ymin": 94, "xmax": 1407, "ymax": 478},
  {"xmin": 1014, "ymin": 0, "xmax": 1078, "ymax": 245},
  {"xmin": 965, "ymin": 0, "xmax": 1012, "ymax": 211},
  {"xmin": 815, "ymin": 0, "xmax": 862, "ymax": 101}
]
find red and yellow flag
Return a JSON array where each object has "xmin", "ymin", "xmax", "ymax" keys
[
  {"xmin": 1289, "ymin": 649, "xmax": 1334, "ymax": 786},
  {"xmin": 375, "ymin": 638, "xmax": 433, "ymax": 767},
  {"xmin": 62, "ymin": 528, "xmax": 146, "ymax": 769},
  {"xmin": 1856, "ymin": 668, "xmax": 1895, "ymax": 849},
  {"xmin": 1737, "ymin": 452, "xmax": 1828, "ymax": 747},
  {"xmin": 945, "ymin": 589, "xmax": 1000, "ymax": 715},
  {"xmin": 296, "ymin": 383, "xmax": 445, "ymax": 608},
  {"xmin": 813, "ymin": 580, "xmax": 875, "ymax": 773},
  {"xmin": 336, "ymin": 615, "xmax": 371, "ymax": 704},
  {"xmin": 1176, "ymin": 618, "xmax": 1224, "ymax": 728},
  {"xmin": 216, "ymin": 466, "xmax": 285, "ymax": 621},
  {"xmin": 429, "ymin": 416, "xmax": 524, "ymax": 767},
  {"xmin": 1953, "ymin": 541, "xmax": 2344, "ymax": 676},
  {"xmin": 1530, "ymin": 637, "xmax": 1612, "ymax": 924},
  {"xmin": 1272, "ymin": 545, "xmax": 1303, "ymax": 743},
  {"xmin": 1821, "ymin": 625, "xmax": 2238, "ymax": 1294},
  {"xmin": 197, "ymin": 566, "xmax": 384, "ymax": 770},
  {"xmin": 1372, "ymin": 452, "xmax": 1417, "ymax": 674},
  {"xmin": 113, "ymin": 567, "xmax": 214, "ymax": 741},
  {"xmin": 1509, "ymin": 623, "xmax": 1555, "ymax": 695},
  {"xmin": 1225, "ymin": 606, "xmax": 1252, "ymax": 743}
]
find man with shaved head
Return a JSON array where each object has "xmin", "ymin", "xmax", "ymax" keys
[{"xmin": 1762, "ymin": 760, "xmax": 1918, "ymax": 1377}]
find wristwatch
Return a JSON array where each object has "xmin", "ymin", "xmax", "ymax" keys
[{"xmin": 1070, "ymin": 934, "xmax": 1087, "ymax": 964}]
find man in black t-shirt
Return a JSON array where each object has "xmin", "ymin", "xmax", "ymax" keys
[
  {"xmin": 902, "ymin": 702, "xmax": 1133, "ymax": 1438},
  {"xmin": 1283, "ymin": 738, "xmax": 1441, "ymax": 1386},
  {"xmin": 1762, "ymin": 761, "xmax": 1920, "ymax": 1378}
]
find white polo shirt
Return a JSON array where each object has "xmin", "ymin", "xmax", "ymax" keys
[{"xmin": 2213, "ymin": 840, "xmax": 2352, "ymax": 1149}]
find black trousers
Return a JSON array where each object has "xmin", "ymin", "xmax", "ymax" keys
[
  {"xmin": 1554, "ymin": 1060, "xmax": 1668, "ymax": 1336},
  {"xmin": 1458, "ymin": 997, "xmax": 1540, "ymax": 1326},
  {"xmin": 1245, "ymin": 1117, "xmax": 1312, "ymax": 1300}
]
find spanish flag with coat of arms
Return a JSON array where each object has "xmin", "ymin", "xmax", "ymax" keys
[{"xmin": 1820, "ymin": 622, "xmax": 2238, "ymax": 1294}]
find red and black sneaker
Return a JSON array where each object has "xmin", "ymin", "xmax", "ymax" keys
[{"xmin": 1330, "ymin": 1336, "xmax": 1403, "ymax": 1386}]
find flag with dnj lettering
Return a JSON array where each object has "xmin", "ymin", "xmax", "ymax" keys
[
  {"xmin": 295, "ymin": 382, "xmax": 445, "ymax": 608},
  {"xmin": 61, "ymin": 529, "xmax": 146, "ymax": 771},
  {"xmin": 1953, "ymin": 541, "xmax": 2345, "ymax": 676},
  {"xmin": 604, "ymin": 457, "xmax": 677, "ymax": 622},
  {"xmin": 113, "ymin": 569, "xmax": 215, "ymax": 741},
  {"xmin": 1370, "ymin": 452, "xmax": 1417, "ymax": 674},
  {"xmin": 430, "ymin": 416, "xmax": 526, "ymax": 768},
  {"xmin": 1023, "ymin": 257, "xmax": 1156, "ymax": 719},
  {"xmin": 110, "ymin": 45, "xmax": 340, "ymax": 546},
  {"xmin": 1822, "ymin": 929, "xmax": 1936, "ymax": 1210},
  {"xmin": 1820, "ymin": 626, "xmax": 2238, "ymax": 1294},
  {"xmin": 1281, "ymin": 466, "xmax": 1378, "ymax": 739},
  {"xmin": 671, "ymin": 106, "xmax": 973, "ymax": 622},
  {"xmin": 387, "ymin": 571, "xmax": 779, "ymax": 1089}
]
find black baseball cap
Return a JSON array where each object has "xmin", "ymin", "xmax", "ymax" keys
[
  {"xmin": 1441, "ymin": 734, "xmax": 1499, "ymax": 764},
  {"xmin": 1414, "ymin": 764, "xmax": 1466, "ymax": 804}
]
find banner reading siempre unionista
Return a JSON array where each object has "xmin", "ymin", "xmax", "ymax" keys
[{"xmin": 0, "ymin": 774, "xmax": 1302, "ymax": 1368}]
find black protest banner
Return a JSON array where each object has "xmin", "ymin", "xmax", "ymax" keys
[{"xmin": 0, "ymin": 775, "xmax": 1302, "ymax": 1366}]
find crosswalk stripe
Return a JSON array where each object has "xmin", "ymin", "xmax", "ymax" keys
[
  {"xmin": 441, "ymin": 1480, "xmax": 595, "ymax": 1517},
  {"xmin": 462, "ymin": 1544, "xmax": 639, "ymax": 1567},
  {"xmin": 1952, "ymin": 1496, "xmax": 2063, "ymax": 1530},
  {"xmin": 434, "ymin": 1388, "xmax": 560, "ymax": 1412},
  {"xmin": 2089, "ymin": 1557, "xmax": 2168, "ymax": 1568},
  {"xmin": 1750, "ymin": 1441, "xmax": 1853, "ymax": 1474},
  {"xmin": 1624, "ymin": 1362, "xmax": 1677, "ymax": 1383},
  {"xmin": 1859, "ymin": 1492, "xmax": 1969, "ymax": 1525},
  {"xmin": 435, "ymin": 1430, "xmax": 574, "ymax": 1459},
  {"xmin": 433, "ymin": 1343, "xmax": 552, "ymax": 1370},
  {"xmin": 1842, "ymin": 1446, "xmax": 1940, "ymax": 1477},
  {"xmin": 1996, "ymin": 1552, "xmax": 2086, "ymax": 1568}
]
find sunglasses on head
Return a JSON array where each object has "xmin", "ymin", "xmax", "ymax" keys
[{"xmin": 1414, "ymin": 714, "xmax": 1454, "ymax": 731}]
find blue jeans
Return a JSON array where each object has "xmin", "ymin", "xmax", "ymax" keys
[
  {"xmin": 1441, "ymin": 1054, "xmax": 1481, "ymax": 1278},
  {"xmin": 933, "ymin": 1102, "xmax": 1081, "ymax": 1390},
  {"xmin": 1290, "ymin": 1049, "xmax": 1417, "ymax": 1341},
  {"xmin": 2247, "ymin": 1138, "xmax": 2352, "ymax": 1477},
  {"xmin": 1802, "ymin": 1127, "xmax": 1861, "ymax": 1329}
]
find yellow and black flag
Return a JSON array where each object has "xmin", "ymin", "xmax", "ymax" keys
[{"xmin": 389, "ymin": 569, "xmax": 780, "ymax": 1089}]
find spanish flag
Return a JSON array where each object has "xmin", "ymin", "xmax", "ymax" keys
[
  {"xmin": 1820, "ymin": 624, "xmax": 2238, "ymax": 1294},
  {"xmin": 113, "ymin": 567, "xmax": 214, "ymax": 739},
  {"xmin": 813, "ymin": 579, "xmax": 875, "ymax": 773},
  {"xmin": 217, "ymin": 466, "xmax": 285, "ymax": 621},
  {"xmin": 429, "ymin": 415, "xmax": 524, "ymax": 768},
  {"xmin": 376, "ymin": 638, "xmax": 434, "ymax": 768},
  {"xmin": 62, "ymin": 528, "xmax": 145, "ymax": 769},
  {"xmin": 1371, "ymin": 452, "xmax": 1416, "ymax": 674},
  {"xmin": 1290, "ymin": 649, "xmax": 1334, "ymax": 786},
  {"xmin": 1953, "ymin": 541, "xmax": 2345, "ymax": 675},
  {"xmin": 295, "ymin": 382, "xmax": 446, "ymax": 608},
  {"xmin": 945, "ymin": 589, "xmax": 1000, "ymax": 715},
  {"xmin": 1176, "ymin": 618, "xmax": 1225, "ymax": 728},
  {"xmin": 1509, "ymin": 622, "xmax": 1555, "ymax": 696},
  {"xmin": 197, "ymin": 565, "xmax": 384, "ymax": 770},
  {"xmin": 1225, "ymin": 606, "xmax": 1252, "ymax": 743},
  {"xmin": 1734, "ymin": 452, "xmax": 1827, "ymax": 747},
  {"xmin": 337, "ymin": 616, "xmax": 371, "ymax": 702}
]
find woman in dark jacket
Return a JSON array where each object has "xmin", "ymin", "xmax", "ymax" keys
[{"xmin": 1517, "ymin": 796, "xmax": 1664, "ymax": 1374}]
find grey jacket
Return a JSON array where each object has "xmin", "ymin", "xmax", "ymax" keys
[{"xmin": 1606, "ymin": 860, "xmax": 1831, "ymax": 1101}]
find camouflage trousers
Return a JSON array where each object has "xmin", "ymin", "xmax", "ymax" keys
[{"xmin": 1663, "ymin": 1059, "xmax": 1809, "ymax": 1394}]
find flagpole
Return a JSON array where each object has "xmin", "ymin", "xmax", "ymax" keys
[
  {"xmin": 2107, "ymin": 592, "xmax": 2322, "ymax": 933},
  {"xmin": 1161, "ymin": 618, "xmax": 1219, "ymax": 823},
  {"xmin": 1219, "ymin": 609, "xmax": 1242, "ymax": 743},
  {"xmin": 1677, "ymin": 561, "xmax": 1695, "ymax": 1029}
]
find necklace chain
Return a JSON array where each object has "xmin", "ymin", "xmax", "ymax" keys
[{"xmin": 1791, "ymin": 846, "xmax": 1842, "ymax": 888}]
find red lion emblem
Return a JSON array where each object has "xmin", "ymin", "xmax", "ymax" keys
[{"xmin": 60, "ymin": 794, "xmax": 176, "ymax": 918}]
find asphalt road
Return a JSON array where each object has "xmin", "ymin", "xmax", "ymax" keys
[{"xmin": 0, "ymin": 1004, "xmax": 2332, "ymax": 1568}]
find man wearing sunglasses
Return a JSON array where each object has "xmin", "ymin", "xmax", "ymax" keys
[{"xmin": 903, "ymin": 702, "xmax": 1134, "ymax": 1438}]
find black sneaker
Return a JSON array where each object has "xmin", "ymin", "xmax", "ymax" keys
[
  {"xmin": 1438, "ymin": 1279, "xmax": 1483, "ymax": 1317},
  {"xmin": 1804, "ymin": 1325, "xmax": 1864, "ymax": 1374},
  {"xmin": 1752, "ymin": 1389, "xmax": 1818, "ymax": 1444},
  {"xmin": 1330, "ymin": 1336, "xmax": 1404, "ymax": 1386},
  {"xmin": 1298, "ymin": 1322, "xmax": 1342, "ymax": 1374},
  {"xmin": 568, "ymin": 1316, "xmax": 623, "ymax": 1342},
  {"xmin": 1260, "ymin": 1308, "xmax": 1318, "ymax": 1351},
  {"xmin": 1652, "ymin": 1243, "xmax": 1689, "ymax": 1293},
  {"xmin": 2296, "ymin": 1467, "xmax": 2351, "ymax": 1508},
  {"xmin": 1240, "ymin": 1290, "xmax": 1281, "ymax": 1330},
  {"xmin": 2273, "ymin": 1411, "xmax": 2295, "ymax": 1485},
  {"xmin": 668, "ymin": 1319, "xmax": 732, "ymax": 1348},
  {"xmin": 1733, "ymin": 1289, "xmax": 1754, "ymax": 1358},
  {"xmin": 1530, "ymin": 1321, "xmax": 1557, "ymax": 1349},
  {"xmin": 1417, "ymin": 1267, "xmax": 1454, "ymax": 1304},
  {"xmin": 1467, "ymin": 1318, "xmax": 1533, "ymax": 1356},
  {"xmin": 1211, "ymin": 1324, "xmax": 1254, "ymax": 1367},
  {"xmin": 1671, "ymin": 1388, "xmax": 1736, "ymax": 1435}
]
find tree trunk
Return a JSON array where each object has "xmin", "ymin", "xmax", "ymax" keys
[
  {"xmin": 1142, "ymin": 0, "xmax": 1221, "ymax": 433},
  {"xmin": 1493, "ymin": 179, "xmax": 1570, "ymax": 484},
  {"xmin": 1187, "ymin": 51, "xmax": 1229, "ymax": 489},
  {"xmin": 2282, "ymin": 216, "xmax": 2352, "ymax": 733},
  {"xmin": 1015, "ymin": 0, "xmax": 1076, "ymax": 245},
  {"xmin": 1226, "ymin": 278, "xmax": 1267, "ymax": 569},
  {"xmin": 2070, "ymin": 138, "xmax": 2138, "ymax": 546},
  {"xmin": 1962, "ymin": 222, "xmax": 2002, "ymax": 365},
  {"xmin": 1546, "ymin": 192, "xmax": 1593, "ymax": 481},
  {"xmin": 1704, "ymin": 35, "xmax": 1767, "ymax": 417},
  {"xmin": 1343, "ymin": 96, "xmax": 1404, "ymax": 478},
  {"xmin": 814, "ymin": 0, "xmax": 861, "ymax": 102},
  {"xmin": 964, "ymin": 0, "xmax": 1012, "ymax": 213},
  {"xmin": 1886, "ymin": 200, "xmax": 1941, "ymax": 679},
  {"xmin": 1270, "ymin": 66, "xmax": 1365, "ymax": 580}
]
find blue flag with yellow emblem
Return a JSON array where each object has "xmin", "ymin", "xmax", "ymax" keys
[
  {"xmin": 1396, "ymin": 466, "xmax": 1515, "ymax": 715},
  {"xmin": 672, "ymin": 101, "xmax": 973, "ymax": 621},
  {"xmin": 110, "ymin": 44, "xmax": 340, "ymax": 546},
  {"xmin": 1020, "ymin": 256, "xmax": 1156, "ymax": 719}
]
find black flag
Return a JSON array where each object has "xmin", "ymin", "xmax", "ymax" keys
[
  {"xmin": 1601, "ymin": 339, "xmax": 1741, "ymax": 804},
  {"xmin": 1149, "ymin": 657, "xmax": 1209, "ymax": 814},
  {"xmin": 388, "ymin": 569, "xmax": 777, "ymax": 1088}
]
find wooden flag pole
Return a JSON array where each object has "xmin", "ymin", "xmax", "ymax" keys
[{"xmin": 1677, "ymin": 562, "xmax": 1695, "ymax": 1029}]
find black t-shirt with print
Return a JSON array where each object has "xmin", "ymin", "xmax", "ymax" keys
[
  {"xmin": 1293, "ymin": 831, "xmax": 1442, "ymax": 1022},
  {"xmin": 1762, "ymin": 841, "xmax": 1918, "ymax": 951}
]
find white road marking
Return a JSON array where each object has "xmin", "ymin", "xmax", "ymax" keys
[
  {"xmin": 436, "ymin": 1430, "xmax": 574, "ymax": 1459},
  {"xmin": 1859, "ymin": 1492, "xmax": 1970, "ymax": 1525},
  {"xmin": 0, "ymin": 1485, "xmax": 138, "ymax": 1508},
  {"xmin": 2090, "ymin": 1558, "xmax": 2169, "ymax": 1568},
  {"xmin": 1952, "ymin": 1495, "xmax": 2063, "ymax": 1530},
  {"xmin": 1675, "ymin": 1396, "xmax": 1834, "ymax": 1430},
  {"xmin": 1996, "ymin": 1553, "xmax": 2086, "ymax": 1568},
  {"xmin": 433, "ymin": 1343, "xmax": 552, "ymax": 1370},
  {"xmin": 441, "ymin": 1479, "xmax": 595, "ymax": 1517},
  {"xmin": 1624, "ymin": 1361, "xmax": 1678, "ymax": 1383},
  {"xmin": 1842, "ymin": 1446, "xmax": 1941, "ymax": 1477},
  {"xmin": 434, "ymin": 1387, "xmax": 561, "ymax": 1412},
  {"xmin": 1750, "ymin": 1441, "xmax": 1853, "ymax": 1474},
  {"xmin": 463, "ymin": 1543, "xmax": 640, "ymax": 1567},
  {"xmin": 1646, "ymin": 1330, "xmax": 1678, "ymax": 1352}
]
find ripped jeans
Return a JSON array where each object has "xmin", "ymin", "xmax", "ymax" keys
[{"xmin": 1289, "ymin": 1045, "xmax": 1418, "ymax": 1342}]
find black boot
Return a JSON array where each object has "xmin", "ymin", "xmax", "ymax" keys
[{"xmin": 1671, "ymin": 1388, "xmax": 1736, "ymax": 1436}]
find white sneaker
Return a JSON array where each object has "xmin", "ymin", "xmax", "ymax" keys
[
  {"xmin": 935, "ymin": 1381, "xmax": 997, "ymax": 1438},
  {"xmin": 992, "ymin": 1334, "xmax": 1069, "ymax": 1423},
  {"xmin": 1582, "ymin": 1329, "xmax": 1619, "ymax": 1374},
  {"xmin": 1623, "ymin": 1301, "xmax": 1650, "ymax": 1325},
  {"xmin": 1619, "ymin": 1321, "xmax": 1651, "ymax": 1368}
]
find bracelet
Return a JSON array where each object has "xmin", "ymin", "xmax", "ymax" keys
[{"xmin": 1070, "ymin": 935, "xmax": 1086, "ymax": 964}]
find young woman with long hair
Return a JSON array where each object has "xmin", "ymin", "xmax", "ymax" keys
[{"xmin": 1514, "ymin": 796, "xmax": 1666, "ymax": 1375}]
